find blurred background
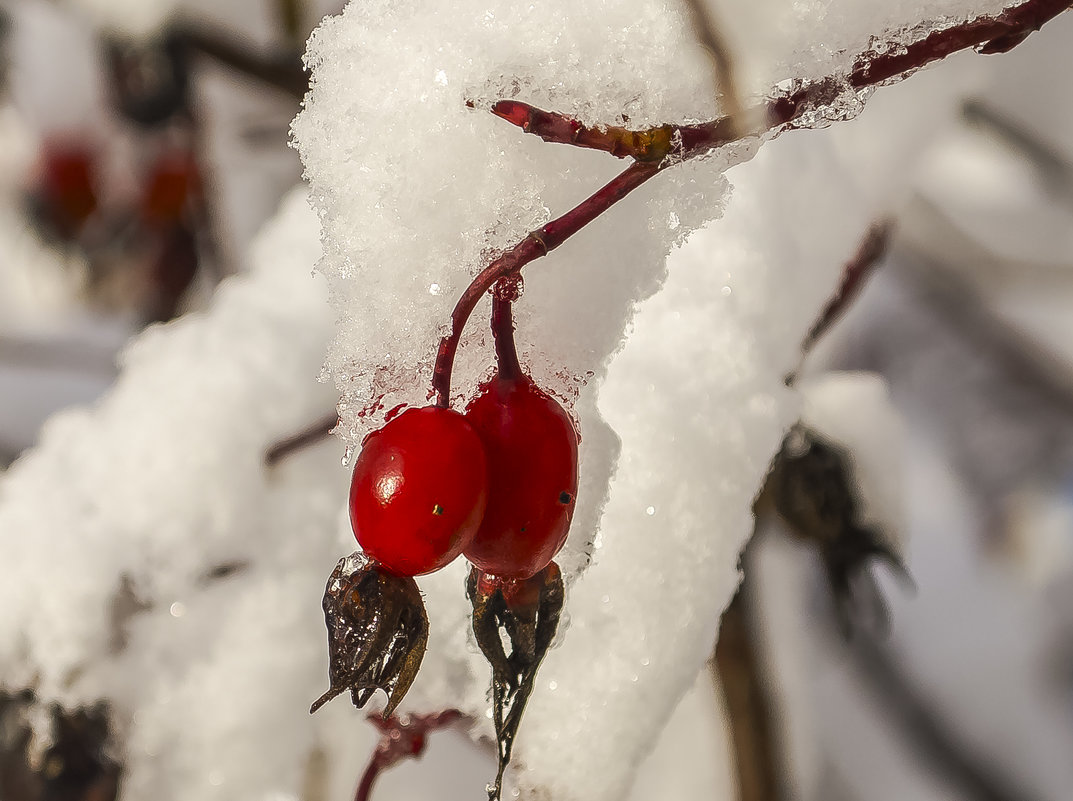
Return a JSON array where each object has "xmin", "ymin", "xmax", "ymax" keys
[{"xmin": 1, "ymin": 2, "xmax": 1072, "ymax": 801}]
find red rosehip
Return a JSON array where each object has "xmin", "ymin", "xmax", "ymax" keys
[
  {"xmin": 464, "ymin": 376, "xmax": 579, "ymax": 579},
  {"xmin": 36, "ymin": 141, "xmax": 98, "ymax": 236},
  {"xmin": 349, "ymin": 406, "xmax": 488, "ymax": 577}
]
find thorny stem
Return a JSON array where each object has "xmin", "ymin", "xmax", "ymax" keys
[
  {"xmin": 433, "ymin": 0, "xmax": 1070, "ymax": 406},
  {"xmin": 353, "ymin": 710, "xmax": 465, "ymax": 801}
]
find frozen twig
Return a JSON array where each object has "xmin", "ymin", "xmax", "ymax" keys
[
  {"xmin": 265, "ymin": 412, "xmax": 338, "ymax": 466},
  {"xmin": 489, "ymin": 0, "xmax": 1071, "ymax": 159},
  {"xmin": 436, "ymin": 0, "xmax": 1070, "ymax": 403},
  {"xmin": 352, "ymin": 710, "xmax": 466, "ymax": 801},
  {"xmin": 681, "ymin": 0, "xmax": 750, "ymax": 138}
]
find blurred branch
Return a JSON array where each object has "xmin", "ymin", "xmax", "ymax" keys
[
  {"xmin": 265, "ymin": 412, "xmax": 337, "ymax": 466},
  {"xmin": 897, "ymin": 236, "xmax": 1073, "ymax": 416},
  {"xmin": 786, "ymin": 221, "xmax": 892, "ymax": 384},
  {"xmin": 275, "ymin": 0, "xmax": 305, "ymax": 50},
  {"xmin": 681, "ymin": 0, "xmax": 749, "ymax": 137},
  {"xmin": 713, "ymin": 571, "xmax": 783, "ymax": 801},
  {"xmin": 962, "ymin": 99, "xmax": 1073, "ymax": 210},
  {"xmin": 176, "ymin": 23, "xmax": 308, "ymax": 99},
  {"xmin": 848, "ymin": 633, "xmax": 1038, "ymax": 801}
]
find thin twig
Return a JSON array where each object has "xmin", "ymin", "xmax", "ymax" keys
[
  {"xmin": 784, "ymin": 221, "xmax": 892, "ymax": 384},
  {"xmin": 681, "ymin": 0, "xmax": 749, "ymax": 137},
  {"xmin": 353, "ymin": 710, "xmax": 465, "ymax": 801},
  {"xmin": 265, "ymin": 412, "xmax": 338, "ymax": 466},
  {"xmin": 488, "ymin": 0, "xmax": 1070, "ymax": 159}
]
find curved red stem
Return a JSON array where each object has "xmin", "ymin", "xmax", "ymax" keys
[{"xmin": 432, "ymin": 160, "xmax": 661, "ymax": 406}]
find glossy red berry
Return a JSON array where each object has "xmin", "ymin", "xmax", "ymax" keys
[
  {"xmin": 464, "ymin": 376, "xmax": 579, "ymax": 579},
  {"xmin": 349, "ymin": 406, "xmax": 488, "ymax": 577}
]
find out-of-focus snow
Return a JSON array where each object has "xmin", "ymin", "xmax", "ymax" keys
[{"xmin": 0, "ymin": 189, "xmax": 347, "ymax": 801}]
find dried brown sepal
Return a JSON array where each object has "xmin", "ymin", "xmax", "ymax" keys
[
  {"xmin": 310, "ymin": 553, "xmax": 429, "ymax": 718},
  {"xmin": 467, "ymin": 563, "xmax": 564, "ymax": 801},
  {"xmin": 765, "ymin": 425, "xmax": 912, "ymax": 637}
]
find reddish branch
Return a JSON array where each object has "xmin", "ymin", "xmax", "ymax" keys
[
  {"xmin": 800, "ymin": 221, "xmax": 892, "ymax": 357},
  {"xmin": 353, "ymin": 710, "xmax": 465, "ymax": 801},
  {"xmin": 433, "ymin": 0, "xmax": 1070, "ymax": 405}
]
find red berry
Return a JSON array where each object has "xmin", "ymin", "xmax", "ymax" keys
[
  {"xmin": 142, "ymin": 150, "xmax": 199, "ymax": 226},
  {"xmin": 37, "ymin": 141, "xmax": 98, "ymax": 235},
  {"xmin": 464, "ymin": 376, "xmax": 579, "ymax": 579},
  {"xmin": 349, "ymin": 406, "xmax": 488, "ymax": 577}
]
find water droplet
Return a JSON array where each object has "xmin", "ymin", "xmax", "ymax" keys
[
  {"xmin": 721, "ymin": 285, "xmax": 732, "ymax": 296},
  {"xmin": 645, "ymin": 506, "xmax": 656, "ymax": 516},
  {"xmin": 601, "ymin": 594, "xmax": 610, "ymax": 604},
  {"xmin": 641, "ymin": 657, "xmax": 650, "ymax": 667},
  {"xmin": 434, "ymin": 69, "xmax": 448, "ymax": 86},
  {"xmin": 208, "ymin": 770, "xmax": 224, "ymax": 787},
  {"xmin": 429, "ymin": 282, "xmax": 442, "ymax": 295},
  {"xmin": 169, "ymin": 602, "xmax": 185, "ymax": 618},
  {"xmin": 548, "ymin": 680, "xmax": 558, "ymax": 690}
]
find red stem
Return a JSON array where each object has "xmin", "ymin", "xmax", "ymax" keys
[
  {"xmin": 432, "ymin": 0, "xmax": 1071, "ymax": 407},
  {"xmin": 491, "ymin": 283, "xmax": 523, "ymax": 381},
  {"xmin": 353, "ymin": 757, "xmax": 383, "ymax": 801},
  {"xmin": 432, "ymin": 160, "xmax": 661, "ymax": 406}
]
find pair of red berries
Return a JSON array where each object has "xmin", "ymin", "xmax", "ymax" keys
[{"xmin": 348, "ymin": 371, "xmax": 579, "ymax": 580}]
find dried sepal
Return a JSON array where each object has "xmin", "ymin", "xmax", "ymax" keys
[
  {"xmin": 766, "ymin": 424, "xmax": 912, "ymax": 635},
  {"xmin": 310, "ymin": 553, "xmax": 429, "ymax": 718},
  {"xmin": 467, "ymin": 563, "xmax": 564, "ymax": 801}
]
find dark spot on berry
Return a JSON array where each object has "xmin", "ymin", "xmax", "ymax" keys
[
  {"xmin": 432, "ymin": 504, "xmax": 444, "ymax": 516},
  {"xmin": 559, "ymin": 491, "xmax": 572, "ymax": 504}
]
